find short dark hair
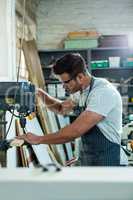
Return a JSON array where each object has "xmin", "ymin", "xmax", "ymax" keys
[{"xmin": 53, "ymin": 53, "xmax": 86, "ymax": 77}]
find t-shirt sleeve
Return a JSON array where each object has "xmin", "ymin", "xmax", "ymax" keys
[{"xmin": 86, "ymin": 88, "xmax": 117, "ymax": 117}]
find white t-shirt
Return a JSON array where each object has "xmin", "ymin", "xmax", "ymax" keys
[{"xmin": 71, "ymin": 77, "xmax": 128, "ymax": 165}]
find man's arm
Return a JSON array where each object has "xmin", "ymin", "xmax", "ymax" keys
[
  {"xmin": 37, "ymin": 88, "xmax": 75, "ymax": 114},
  {"xmin": 17, "ymin": 110, "xmax": 104, "ymax": 145}
]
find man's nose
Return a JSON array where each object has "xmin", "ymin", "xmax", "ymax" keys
[{"xmin": 63, "ymin": 83, "xmax": 67, "ymax": 89}]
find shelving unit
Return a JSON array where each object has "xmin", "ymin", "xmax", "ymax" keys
[
  {"xmin": 91, "ymin": 68, "xmax": 133, "ymax": 80},
  {"xmin": 91, "ymin": 47, "xmax": 133, "ymax": 80},
  {"xmin": 39, "ymin": 47, "xmax": 133, "ymax": 80},
  {"xmin": 90, "ymin": 47, "xmax": 133, "ymax": 116},
  {"xmin": 39, "ymin": 47, "xmax": 133, "ymax": 115},
  {"xmin": 39, "ymin": 48, "xmax": 90, "ymax": 70}
]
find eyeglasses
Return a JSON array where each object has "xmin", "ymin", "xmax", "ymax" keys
[
  {"xmin": 62, "ymin": 77, "xmax": 74, "ymax": 84},
  {"xmin": 61, "ymin": 75, "xmax": 76, "ymax": 84}
]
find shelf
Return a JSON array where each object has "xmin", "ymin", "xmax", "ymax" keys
[
  {"xmin": 128, "ymin": 103, "xmax": 133, "ymax": 106},
  {"xmin": 39, "ymin": 48, "xmax": 89, "ymax": 52},
  {"xmin": 45, "ymin": 79, "xmax": 61, "ymax": 84},
  {"xmin": 91, "ymin": 67, "xmax": 133, "ymax": 81},
  {"xmin": 39, "ymin": 47, "xmax": 133, "ymax": 52},
  {"xmin": 123, "ymin": 103, "xmax": 133, "ymax": 106},
  {"xmin": 91, "ymin": 47, "xmax": 131, "ymax": 51},
  {"xmin": 91, "ymin": 67, "xmax": 133, "ymax": 70}
]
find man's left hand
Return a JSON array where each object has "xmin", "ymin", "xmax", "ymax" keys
[{"xmin": 16, "ymin": 133, "xmax": 41, "ymax": 145}]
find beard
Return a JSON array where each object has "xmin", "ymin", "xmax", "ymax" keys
[
  {"xmin": 65, "ymin": 87, "xmax": 79, "ymax": 95},
  {"xmin": 65, "ymin": 88, "xmax": 71, "ymax": 95}
]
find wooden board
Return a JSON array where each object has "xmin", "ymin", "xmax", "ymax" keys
[
  {"xmin": 25, "ymin": 117, "xmax": 56, "ymax": 165},
  {"xmin": 56, "ymin": 115, "xmax": 74, "ymax": 161},
  {"xmin": 6, "ymin": 112, "xmax": 17, "ymax": 168},
  {"xmin": 15, "ymin": 119, "xmax": 38, "ymax": 168},
  {"xmin": 15, "ymin": 120, "xmax": 28, "ymax": 167},
  {"xmin": 46, "ymin": 110, "xmax": 66, "ymax": 165},
  {"xmin": 22, "ymin": 39, "xmax": 45, "ymax": 88},
  {"xmin": 22, "ymin": 39, "xmax": 64, "ymax": 164}
]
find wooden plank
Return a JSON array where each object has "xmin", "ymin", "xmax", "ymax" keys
[
  {"xmin": 15, "ymin": 119, "xmax": 28, "ymax": 167},
  {"xmin": 36, "ymin": 99, "xmax": 63, "ymax": 164},
  {"xmin": 46, "ymin": 110, "xmax": 66, "ymax": 165},
  {"xmin": 6, "ymin": 112, "xmax": 17, "ymax": 168},
  {"xmin": 22, "ymin": 39, "xmax": 64, "ymax": 164},
  {"xmin": 16, "ymin": 0, "xmax": 36, "ymax": 25},
  {"xmin": 56, "ymin": 115, "xmax": 74, "ymax": 161},
  {"xmin": 25, "ymin": 117, "xmax": 56, "ymax": 165},
  {"xmin": 15, "ymin": 119, "xmax": 38, "ymax": 168},
  {"xmin": 36, "ymin": 98, "xmax": 52, "ymax": 134},
  {"xmin": 22, "ymin": 39, "xmax": 45, "ymax": 88}
]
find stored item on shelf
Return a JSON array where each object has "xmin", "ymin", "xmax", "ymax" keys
[
  {"xmin": 128, "ymin": 107, "xmax": 133, "ymax": 114},
  {"xmin": 109, "ymin": 57, "xmax": 120, "ymax": 68},
  {"xmin": 47, "ymin": 84, "xmax": 56, "ymax": 97},
  {"xmin": 120, "ymin": 84, "xmax": 128, "ymax": 95},
  {"xmin": 98, "ymin": 35, "xmax": 128, "ymax": 47},
  {"xmin": 67, "ymin": 31, "xmax": 99, "ymax": 39},
  {"xmin": 129, "ymin": 114, "xmax": 133, "ymax": 121},
  {"xmin": 91, "ymin": 60, "xmax": 109, "ymax": 69},
  {"xmin": 129, "ymin": 97, "xmax": 133, "ymax": 103},
  {"xmin": 57, "ymin": 84, "xmax": 66, "ymax": 98},
  {"xmin": 64, "ymin": 38, "xmax": 98, "ymax": 49},
  {"xmin": 122, "ymin": 96, "xmax": 129, "ymax": 105},
  {"xmin": 122, "ymin": 57, "xmax": 133, "ymax": 68}
]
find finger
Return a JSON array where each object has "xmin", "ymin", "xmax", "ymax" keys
[
  {"xmin": 36, "ymin": 88, "xmax": 43, "ymax": 95},
  {"xmin": 16, "ymin": 135, "xmax": 26, "ymax": 140},
  {"xmin": 10, "ymin": 139, "xmax": 25, "ymax": 147},
  {"xmin": 16, "ymin": 136, "xmax": 23, "ymax": 139}
]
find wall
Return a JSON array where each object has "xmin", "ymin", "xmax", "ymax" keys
[
  {"xmin": 36, "ymin": 0, "xmax": 133, "ymax": 49},
  {"xmin": 0, "ymin": 0, "xmax": 16, "ymax": 80}
]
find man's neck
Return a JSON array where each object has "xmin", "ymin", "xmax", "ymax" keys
[{"xmin": 81, "ymin": 75, "xmax": 92, "ymax": 91}]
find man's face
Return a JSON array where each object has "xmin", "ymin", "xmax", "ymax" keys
[{"xmin": 58, "ymin": 73, "xmax": 81, "ymax": 94}]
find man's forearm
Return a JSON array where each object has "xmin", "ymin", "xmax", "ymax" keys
[
  {"xmin": 38, "ymin": 89, "xmax": 75, "ymax": 114},
  {"xmin": 16, "ymin": 128, "xmax": 74, "ymax": 145},
  {"xmin": 38, "ymin": 132, "xmax": 72, "ymax": 144},
  {"xmin": 38, "ymin": 123, "xmax": 77, "ymax": 145},
  {"xmin": 41, "ymin": 91, "xmax": 63, "ymax": 113}
]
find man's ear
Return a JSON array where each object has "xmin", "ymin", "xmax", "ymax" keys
[{"xmin": 76, "ymin": 73, "xmax": 84, "ymax": 83}]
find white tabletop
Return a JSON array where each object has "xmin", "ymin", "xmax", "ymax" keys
[{"xmin": 0, "ymin": 167, "xmax": 133, "ymax": 200}]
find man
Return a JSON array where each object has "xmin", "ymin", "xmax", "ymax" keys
[{"xmin": 18, "ymin": 53, "xmax": 128, "ymax": 166}]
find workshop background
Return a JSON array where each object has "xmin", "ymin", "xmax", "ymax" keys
[
  {"xmin": 0, "ymin": 1, "xmax": 133, "ymax": 199},
  {"xmin": 0, "ymin": 0, "xmax": 132, "ymax": 167},
  {"xmin": 0, "ymin": 0, "xmax": 133, "ymax": 200}
]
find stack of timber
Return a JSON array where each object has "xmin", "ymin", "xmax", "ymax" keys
[{"xmin": 22, "ymin": 39, "xmax": 74, "ymax": 166}]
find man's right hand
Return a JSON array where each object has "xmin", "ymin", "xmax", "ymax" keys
[{"xmin": 61, "ymin": 99, "xmax": 76, "ymax": 114}]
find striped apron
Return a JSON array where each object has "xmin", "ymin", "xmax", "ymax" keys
[
  {"xmin": 79, "ymin": 125, "xmax": 120, "ymax": 166},
  {"xmin": 75, "ymin": 76, "xmax": 120, "ymax": 166}
]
